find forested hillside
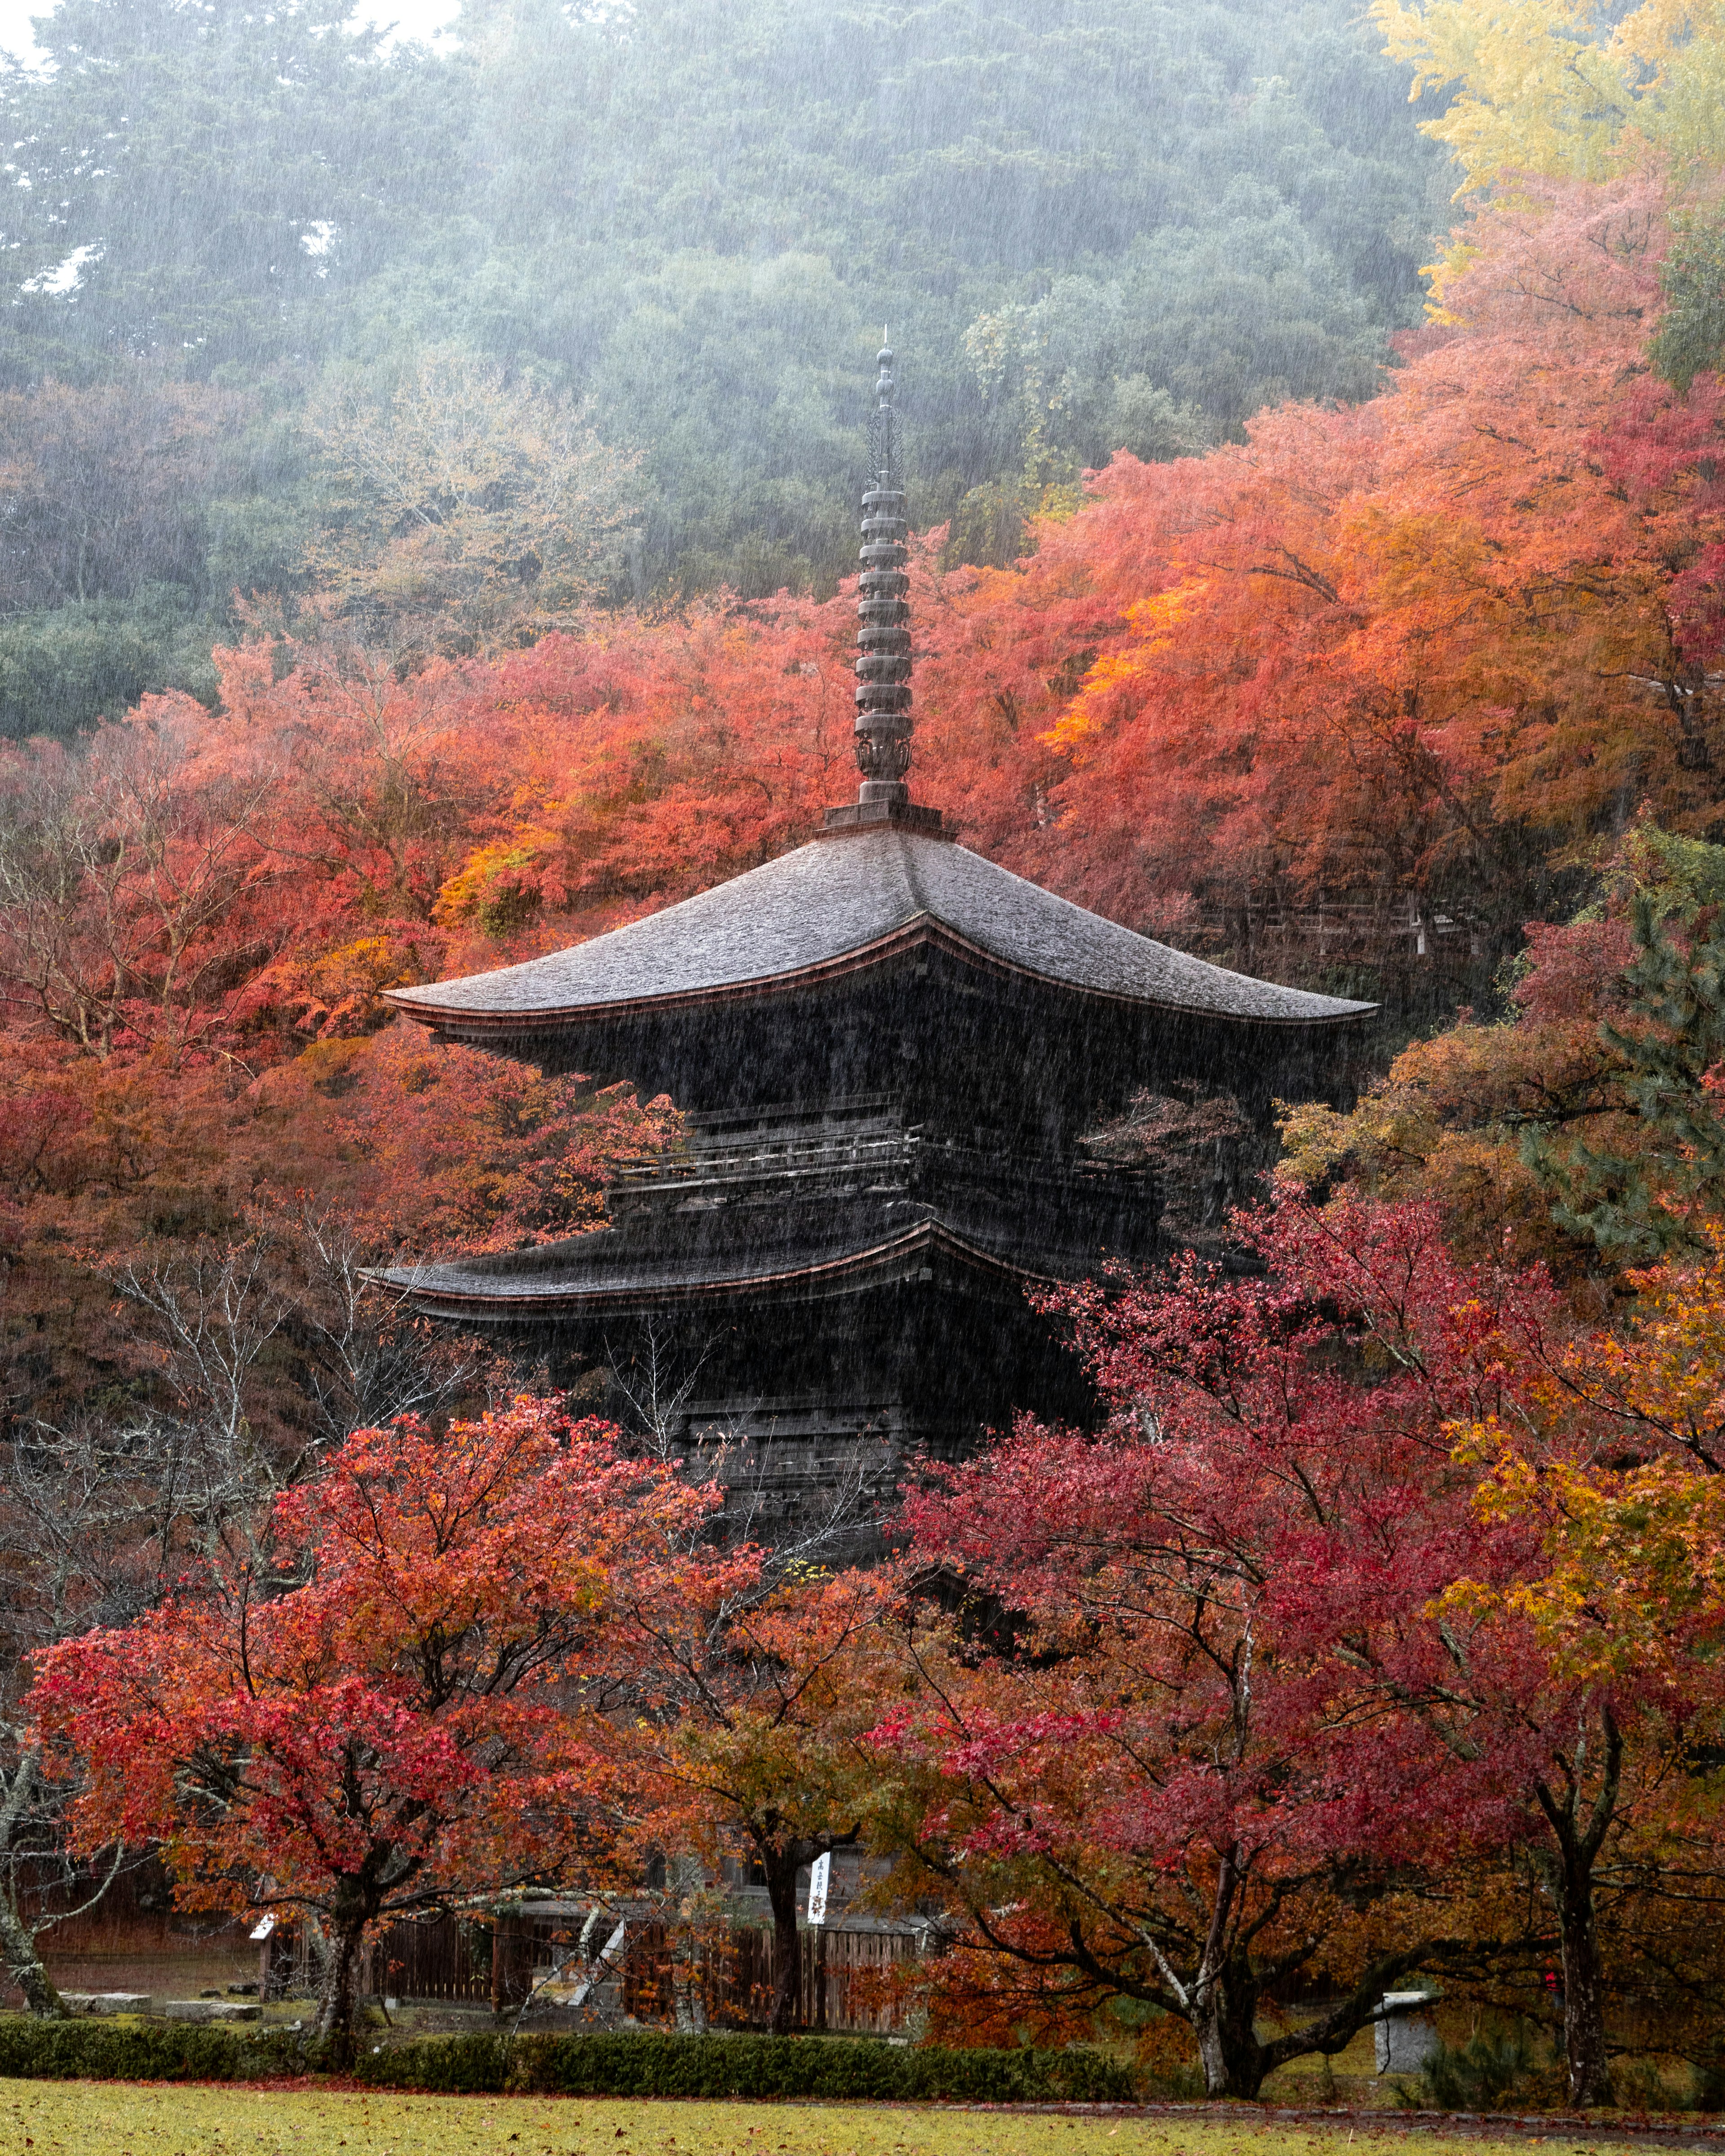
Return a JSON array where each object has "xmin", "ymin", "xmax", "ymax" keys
[
  {"xmin": 0, "ymin": 0, "xmax": 1448, "ymax": 735},
  {"xmin": 9, "ymin": 2, "xmax": 1725, "ymax": 2091}
]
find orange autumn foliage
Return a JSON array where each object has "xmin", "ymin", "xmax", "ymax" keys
[
  {"xmin": 4, "ymin": 168, "xmax": 1724, "ymax": 1425},
  {"xmin": 912, "ymin": 177, "xmax": 1725, "ymax": 957},
  {"xmin": 27, "ymin": 1399, "xmax": 728, "ymax": 2047},
  {"xmin": 8, "ymin": 172, "xmax": 1721, "ymax": 1093}
]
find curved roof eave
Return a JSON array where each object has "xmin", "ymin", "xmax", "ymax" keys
[
  {"xmin": 387, "ymin": 912, "xmax": 1372, "ymax": 1035},
  {"xmin": 385, "ymin": 829, "xmax": 1376, "ymax": 1036},
  {"xmin": 369, "ymin": 1218, "xmax": 1039, "ymax": 1321}
]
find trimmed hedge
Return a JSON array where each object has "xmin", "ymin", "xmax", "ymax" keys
[
  {"xmin": 0, "ymin": 2015, "xmax": 1138, "ymax": 2105},
  {"xmin": 0, "ymin": 2017, "xmax": 308, "ymax": 2083},
  {"xmin": 355, "ymin": 2028, "xmax": 1140, "ymax": 2103}
]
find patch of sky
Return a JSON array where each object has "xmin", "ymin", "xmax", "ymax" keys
[
  {"xmin": 0, "ymin": 0, "xmax": 462, "ymax": 66},
  {"xmin": 22, "ymin": 239, "xmax": 99, "ymax": 295}
]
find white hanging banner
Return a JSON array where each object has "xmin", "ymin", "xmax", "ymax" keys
[{"xmin": 806, "ymin": 1851, "xmax": 831, "ymax": 1928}]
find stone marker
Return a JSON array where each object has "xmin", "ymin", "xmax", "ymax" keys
[
  {"xmin": 1374, "ymin": 1990, "xmax": 1441, "ymax": 2074},
  {"xmin": 164, "ymin": 1999, "xmax": 263, "ymax": 2023},
  {"xmin": 59, "ymin": 1992, "xmax": 150, "ymax": 2016}
]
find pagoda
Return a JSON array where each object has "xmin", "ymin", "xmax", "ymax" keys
[{"xmin": 381, "ymin": 346, "xmax": 1374, "ymax": 1523}]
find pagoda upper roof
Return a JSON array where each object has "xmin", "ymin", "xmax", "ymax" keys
[{"xmin": 389, "ymin": 826, "xmax": 1374, "ymax": 1035}]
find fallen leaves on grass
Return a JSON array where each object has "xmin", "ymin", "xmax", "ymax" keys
[{"xmin": 0, "ymin": 2079, "xmax": 1651, "ymax": 2156}]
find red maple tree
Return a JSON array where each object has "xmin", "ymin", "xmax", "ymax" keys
[
  {"xmin": 876, "ymin": 1193, "xmax": 1725, "ymax": 2103},
  {"xmin": 27, "ymin": 1399, "xmax": 719, "ymax": 2052}
]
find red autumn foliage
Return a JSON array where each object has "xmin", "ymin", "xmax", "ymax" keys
[
  {"xmin": 4, "ymin": 170, "xmax": 1720, "ymax": 1157},
  {"xmin": 910, "ymin": 178, "xmax": 1725, "ymax": 961},
  {"xmin": 875, "ymin": 1195, "xmax": 1725, "ymax": 2103},
  {"xmin": 26, "ymin": 1398, "xmax": 725, "ymax": 2050}
]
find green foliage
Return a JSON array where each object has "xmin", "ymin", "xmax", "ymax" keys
[
  {"xmin": 354, "ymin": 2029, "xmax": 1140, "ymax": 2103},
  {"xmin": 1654, "ymin": 211, "xmax": 1725, "ymax": 395},
  {"xmin": 0, "ymin": 370, "xmax": 312, "ymax": 738},
  {"xmin": 1530, "ymin": 887, "xmax": 1725, "ymax": 1260},
  {"xmin": 0, "ymin": 0, "xmax": 459, "ymax": 369},
  {"xmin": 0, "ymin": 2015, "xmax": 310, "ymax": 2082},
  {"xmin": 1620, "ymin": 826, "xmax": 1725, "ymax": 923},
  {"xmin": 0, "ymin": 2014, "xmax": 1137, "ymax": 2103},
  {"xmin": 454, "ymin": 0, "xmax": 1443, "ymax": 590},
  {"xmin": 941, "ymin": 481, "xmax": 1039, "ymax": 573},
  {"xmin": 0, "ymin": 0, "xmax": 1451, "ymax": 722},
  {"xmin": 0, "ymin": 591, "xmax": 222, "ymax": 741},
  {"xmin": 1405, "ymin": 2030, "xmax": 1538, "ymax": 2112},
  {"xmin": 955, "ymin": 173, "xmax": 1386, "ymax": 489},
  {"xmin": 0, "ymin": 2017, "xmax": 1138, "ymax": 2103}
]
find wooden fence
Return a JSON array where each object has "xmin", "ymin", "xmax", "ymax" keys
[
  {"xmin": 362, "ymin": 1915, "xmax": 492, "ymax": 2005},
  {"xmin": 619, "ymin": 1922, "xmax": 912, "ymax": 2034},
  {"xmin": 355, "ymin": 1914, "xmax": 915, "ymax": 2032}
]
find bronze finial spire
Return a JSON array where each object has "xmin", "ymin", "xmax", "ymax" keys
[
  {"xmin": 854, "ymin": 337, "xmax": 911, "ymax": 804},
  {"xmin": 824, "ymin": 337, "xmax": 946, "ymax": 838}
]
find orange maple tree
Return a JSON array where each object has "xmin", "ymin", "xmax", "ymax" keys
[
  {"xmin": 10, "ymin": 169, "xmax": 1720, "ymax": 1115},
  {"xmin": 910, "ymin": 176, "xmax": 1725, "ymax": 977}
]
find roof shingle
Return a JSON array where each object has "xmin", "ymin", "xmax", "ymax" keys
[{"xmin": 389, "ymin": 827, "xmax": 1374, "ymax": 1030}]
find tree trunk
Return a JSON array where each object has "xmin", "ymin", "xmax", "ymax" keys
[
  {"xmin": 0, "ymin": 1745, "xmax": 65, "ymax": 2018},
  {"xmin": 671, "ymin": 1968, "xmax": 708, "ymax": 2035},
  {"xmin": 757, "ymin": 1830, "xmax": 855, "ymax": 2037},
  {"xmin": 313, "ymin": 1918, "xmax": 367, "ymax": 2064},
  {"xmin": 1554, "ymin": 1855, "xmax": 1614, "ymax": 2107},
  {"xmin": 1190, "ymin": 1970, "xmax": 1267, "ymax": 2100},
  {"xmin": 491, "ymin": 1913, "xmax": 533, "ymax": 2015},
  {"xmin": 1535, "ymin": 1711, "xmax": 1621, "ymax": 2110},
  {"xmin": 763, "ymin": 1855, "xmax": 801, "ymax": 2037},
  {"xmin": 0, "ymin": 1893, "xmax": 65, "ymax": 2019},
  {"xmin": 1185, "ymin": 1849, "xmax": 1266, "ymax": 2099},
  {"xmin": 667, "ymin": 1858, "xmax": 710, "ymax": 2034},
  {"xmin": 1193, "ymin": 2000, "xmax": 1235, "ymax": 2098}
]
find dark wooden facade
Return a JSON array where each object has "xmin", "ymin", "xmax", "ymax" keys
[
  {"xmin": 380, "ymin": 352, "xmax": 1375, "ymax": 1513},
  {"xmin": 381, "ymin": 837, "xmax": 1374, "ymax": 1518}
]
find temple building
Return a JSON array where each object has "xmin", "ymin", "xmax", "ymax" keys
[{"xmin": 382, "ymin": 347, "xmax": 1374, "ymax": 1519}]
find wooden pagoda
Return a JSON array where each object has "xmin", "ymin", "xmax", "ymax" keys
[{"xmin": 381, "ymin": 347, "xmax": 1375, "ymax": 1523}]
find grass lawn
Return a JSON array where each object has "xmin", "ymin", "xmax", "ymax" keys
[{"xmin": 0, "ymin": 2081, "xmax": 1684, "ymax": 2156}]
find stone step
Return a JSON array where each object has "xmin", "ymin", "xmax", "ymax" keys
[
  {"xmin": 163, "ymin": 1999, "xmax": 262, "ymax": 2023},
  {"xmin": 59, "ymin": 1992, "xmax": 150, "ymax": 2016}
]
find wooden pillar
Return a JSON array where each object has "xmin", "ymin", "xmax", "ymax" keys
[{"xmin": 491, "ymin": 1915, "xmax": 532, "ymax": 2014}]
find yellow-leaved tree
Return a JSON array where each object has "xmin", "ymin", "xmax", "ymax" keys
[
  {"xmin": 305, "ymin": 349, "xmax": 641, "ymax": 658},
  {"xmin": 1371, "ymin": 0, "xmax": 1725, "ymax": 290}
]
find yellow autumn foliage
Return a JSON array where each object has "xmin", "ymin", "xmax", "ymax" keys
[
  {"xmin": 1038, "ymin": 580, "xmax": 1211, "ymax": 754},
  {"xmin": 1372, "ymin": 0, "xmax": 1725, "ymax": 195},
  {"xmin": 305, "ymin": 350, "xmax": 641, "ymax": 657},
  {"xmin": 1443, "ymin": 1228, "xmax": 1725, "ymax": 1681}
]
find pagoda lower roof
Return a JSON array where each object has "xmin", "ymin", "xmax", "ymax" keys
[
  {"xmin": 377, "ymin": 1106, "xmax": 1162, "ymax": 1324},
  {"xmin": 386, "ymin": 825, "xmax": 1373, "ymax": 1035},
  {"xmin": 376, "ymin": 1215, "xmax": 1042, "ymax": 1324}
]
